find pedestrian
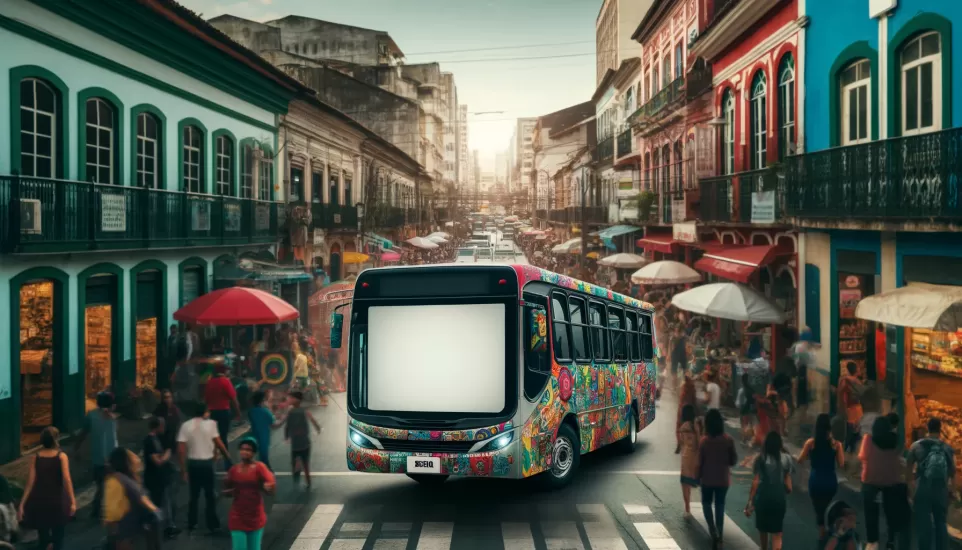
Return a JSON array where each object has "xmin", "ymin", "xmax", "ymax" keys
[
  {"xmin": 697, "ymin": 409, "xmax": 737, "ymax": 549},
  {"xmin": 907, "ymin": 417, "xmax": 956, "ymax": 550},
  {"xmin": 675, "ymin": 374, "xmax": 696, "ymax": 453},
  {"xmin": 676, "ymin": 404, "xmax": 701, "ymax": 519},
  {"xmin": 836, "ymin": 362, "xmax": 864, "ymax": 453},
  {"xmin": 0, "ymin": 474, "xmax": 18, "ymax": 549},
  {"xmin": 279, "ymin": 391, "xmax": 322, "ymax": 488},
  {"xmin": 821, "ymin": 501, "xmax": 862, "ymax": 550},
  {"xmin": 143, "ymin": 416, "xmax": 179, "ymax": 540},
  {"xmin": 248, "ymin": 390, "xmax": 283, "ymax": 471},
  {"xmin": 224, "ymin": 438, "xmax": 276, "ymax": 550},
  {"xmin": 164, "ymin": 324, "xmax": 180, "ymax": 390},
  {"xmin": 205, "ymin": 363, "xmax": 241, "ymax": 469},
  {"xmin": 18, "ymin": 427, "xmax": 75, "ymax": 549},
  {"xmin": 153, "ymin": 389, "xmax": 183, "ymax": 535},
  {"xmin": 797, "ymin": 413, "xmax": 845, "ymax": 539},
  {"xmin": 859, "ymin": 415, "xmax": 905, "ymax": 550},
  {"xmin": 669, "ymin": 325, "xmax": 689, "ymax": 389},
  {"xmin": 171, "ymin": 341, "xmax": 198, "ymax": 416},
  {"xmin": 702, "ymin": 369, "xmax": 722, "ymax": 412},
  {"xmin": 293, "ymin": 340, "xmax": 311, "ymax": 397},
  {"xmin": 736, "ymin": 373, "xmax": 756, "ymax": 444},
  {"xmin": 746, "ymin": 431, "xmax": 794, "ymax": 550},
  {"xmin": 103, "ymin": 447, "xmax": 162, "ymax": 549},
  {"xmin": 74, "ymin": 391, "xmax": 117, "ymax": 521},
  {"xmin": 177, "ymin": 402, "xmax": 231, "ymax": 535},
  {"xmin": 790, "ymin": 328, "xmax": 818, "ymax": 435}
]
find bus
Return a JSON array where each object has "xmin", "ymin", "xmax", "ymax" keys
[{"xmin": 331, "ymin": 264, "xmax": 657, "ymax": 487}]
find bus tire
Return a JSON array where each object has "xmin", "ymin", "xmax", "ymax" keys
[
  {"xmin": 544, "ymin": 423, "xmax": 580, "ymax": 488},
  {"xmin": 407, "ymin": 474, "xmax": 449, "ymax": 485},
  {"xmin": 617, "ymin": 409, "xmax": 638, "ymax": 453}
]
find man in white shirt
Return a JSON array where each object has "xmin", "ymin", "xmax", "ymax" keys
[
  {"xmin": 703, "ymin": 370, "xmax": 722, "ymax": 411},
  {"xmin": 177, "ymin": 403, "xmax": 230, "ymax": 534}
]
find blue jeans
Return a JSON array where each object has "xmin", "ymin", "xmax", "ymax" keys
[
  {"xmin": 701, "ymin": 485, "xmax": 729, "ymax": 539},
  {"xmin": 914, "ymin": 490, "xmax": 949, "ymax": 550},
  {"xmin": 231, "ymin": 529, "xmax": 264, "ymax": 550}
]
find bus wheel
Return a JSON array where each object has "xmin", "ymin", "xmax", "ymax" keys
[
  {"xmin": 407, "ymin": 474, "xmax": 449, "ymax": 485},
  {"xmin": 545, "ymin": 423, "xmax": 580, "ymax": 488},
  {"xmin": 617, "ymin": 411, "xmax": 638, "ymax": 453}
]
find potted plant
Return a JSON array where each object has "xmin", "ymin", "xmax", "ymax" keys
[{"xmin": 632, "ymin": 191, "xmax": 656, "ymax": 221}]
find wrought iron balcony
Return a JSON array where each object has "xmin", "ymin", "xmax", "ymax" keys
[
  {"xmin": 549, "ymin": 209, "xmax": 568, "ymax": 223},
  {"xmin": 629, "ymin": 77, "xmax": 685, "ymax": 127},
  {"xmin": 310, "ymin": 203, "xmax": 359, "ymax": 231},
  {"xmin": 594, "ymin": 136, "xmax": 615, "ymax": 163},
  {"xmin": 698, "ymin": 167, "xmax": 781, "ymax": 223},
  {"xmin": 786, "ymin": 127, "xmax": 962, "ymax": 222},
  {"xmin": 564, "ymin": 206, "xmax": 608, "ymax": 225},
  {"xmin": 1, "ymin": 174, "xmax": 280, "ymax": 254},
  {"xmin": 616, "ymin": 130, "xmax": 635, "ymax": 158}
]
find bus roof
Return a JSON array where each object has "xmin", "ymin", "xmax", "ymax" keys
[{"xmin": 355, "ymin": 264, "xmax": 653, "ymax": 311}]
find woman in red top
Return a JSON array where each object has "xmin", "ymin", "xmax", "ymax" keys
[{"xmin": 224, "ymin": 438, "xmax": 275, "ymax": 550}]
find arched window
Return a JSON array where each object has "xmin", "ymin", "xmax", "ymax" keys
[
  {"xmin": 240, "ymin": 144, "xmax": 254, "ymax": 198},
  {"xmin": 182, "ymin": 125, "xmax": 203, "ymax": 193},
  {"xmin": 652, "ymin": 59, "xmax": 660, "ymax": 96},
  {"xmin": 750, "ymin": 71, "xmax": 768, "ymax": 169},
  {"xmin": 901, "ymin": 31, "xmax": 942, "ymax": 136},
  {"xmin": 722, "ymin": 89, "xmax": 735, "ymax": 175},
  {"xmin": 84, "ymin": 98, "xmax": 115, "ymax": 184},
  {"xmin": 19, "ymin": 78, "xmax": 57, "ymax": 178},
  {"xmin": 661, "ymin": 144, "xmax": 670, "ymax": 192},
  {"xmin": 840, "ymin": 59, "xmax": 871, "ymax": 145},
  {"xmin": 215, "ymin": 134, "xmax": 234, "ymax": 196},
  {"xmin": 136, "ymin": 112, "xmax": 161, "ymax": 188},
  {"xmin": 673, "ymin": 141, "xmax": 683, "ymax": 191},
  {"xmin": 652, "ymin": 148, "xmax": 660, "ymax": 191},
  {"xmin": 778, "ymin": 54, "xmax": 796, "ymax": 159}
]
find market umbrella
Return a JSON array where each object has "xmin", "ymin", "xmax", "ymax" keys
[
  {"xmin": 428, "ymin": 231, "xmax": 452, "ymax": 239},
  {"xmin": 174, "ymin": 287, "xmax": 299, "ymax": 326},
  {"xmin": 405, "ymin": 237, "xmax": 439, "ymax": 249},
  {"xmin": 670, "ymin": 282, "xmax": 787, "ymax": 323},
  {"xmin": 598, "ymin": 253, "xmax": 647, "ymax": 269},
  {"xmin": 630, "ymin": 260, "xmax": 702, "ymax": 285},
  {"xmin": 427, "ymin": 235, "xmax": 449, "ymax": 244},
  {"xmin": 342, "ymin": 251, "xmax": 370, "ymax": 264},
  {"xmin": 855, "ymin": 282, "xmax": 962, "ymax": 330},
  {"xmin": 381, "ymin": 251, "xmax": 401, "ymax": 262},
  {"xmin": 552, "ymin": 238, "xmax": 582, "ymax": 254}
]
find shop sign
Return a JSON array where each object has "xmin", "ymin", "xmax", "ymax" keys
[
  {"xmin": 671, "ymin": 199, "xmax": 687, "ymax": 223},
  {"xmin": 672, "ymin": 221, "xmax": 698, "ymax": 243},
  {"xmin": 618, "ymin": 177, "xmax": 634, "ymax": 192},
  {"xmin": 751, "ymin": 191, "xmax": 776, "ymax": 223},
  {"xmin": 101, "ymin": 194, "xmax": 126, "ymax": 232},
  {"xmin": 255, "ymin": 204, "xmax": 271, "ymax": 230},
  {"xmin": 191, "ymin": 201, "xmax": 211, "ymax": 231},
  {"xmin": 224, "ymin": 203, "xmax": 241, "ymax": 232},
  {"xmin": 313, "ymin": 229, "xmax": 325, "ymax": 245}
]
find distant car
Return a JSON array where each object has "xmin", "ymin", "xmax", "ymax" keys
[
  {"xmin": 455, "ymin": 248, "xmax": 477, "ymax": 263},
  {"xmin": 465, "ymin": 239, "xmax": 489, "ymax": 248}
]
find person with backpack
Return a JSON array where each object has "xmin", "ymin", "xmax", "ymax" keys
[{"xmin": 908, "ymin": 417, "xmax": 956, "ymax": 550}]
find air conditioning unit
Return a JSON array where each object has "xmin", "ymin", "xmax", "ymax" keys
[{"xmin": 20, "ymin": 199, "xmax": 41, "ymax": 234}]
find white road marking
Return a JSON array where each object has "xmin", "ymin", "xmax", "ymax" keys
[
  {"xmin": 416, "ymin": 522, "xmax": 454, "ymax": 550},
  {"xmin": 690, "ymin": 503, "xmax": 759, "ymax": 549},
  {"xmin": 540, "ymin": 521, "xmax": 585, "ymax": 550},
  {"xmin": 327, "ymin": 521, "xmax": 374, "ymax": 550},
  {"xmin": 292, "ymin": 504, "xmax": 343, "ymax": 547},
  {"xmin": 501, "ymin": 522, "xmax": 537, "ymax": 550},
  {"xmin": 622, "ymin": 504, "xmax": 652, "ymax": 516},
  {"xmin": 632, "ymin": 522, "xmax": 681, "ymax": 549}
]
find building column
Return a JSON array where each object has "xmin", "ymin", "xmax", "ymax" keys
[{"xmin": 879, "ymin": 14, "xmax": 890, "ymax": 140}]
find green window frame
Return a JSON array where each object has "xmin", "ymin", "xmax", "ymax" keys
[
  {"xmin": 9, "ymin": 65, "xmax": 69, "ymax": 179},
  {"xmin": 77, "ymin": 87, "xmax": 124, "ymax": 185},
  {"xmin": 177, "ymin": 117, "xmax": 208, "ymax": 194}
]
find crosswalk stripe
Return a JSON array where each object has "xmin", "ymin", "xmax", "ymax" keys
[
  {"xmin": 501, "ymin": 522, "xmax": 537, "ymax": 550},
  {"xmin": 541, "ymin": 521, "xmax": 584, "ymax": 550},
  {"xmin": 417, "ymin": 522, "xmax": 454, "ymax": 550},
  {"xmin": 622, "ymin": 504, "xmax": 652, "ymax": 516},
  {"xmin": 689, "ymin": 503, "xmax": 759, "ymax": 550},
  {"xmin": 577, "ymin": 504, "xmax": 627, "ymax": 550},
  {"xmin": 292, "ymin": 504, "xmax": 343, "ymax": 547},
  {"xmin": 632, "ymin": 522, "xmax": 681, "ymax": 550}
]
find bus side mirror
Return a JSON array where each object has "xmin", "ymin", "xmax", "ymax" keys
[
  {"xmin": 330, "ymin": 312, "xmax": 344, "ymax": 349},
  {"xmin": 527, "ymin": 308, "xmax": 548, "ymax": 353}
]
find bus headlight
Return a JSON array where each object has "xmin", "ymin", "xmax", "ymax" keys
[
  {"xmin": 349, "ymin": 427, "xmax": 378, "ymax": 450},
  {"xmin": 477, "ymin": 431, "xmax": 514, "ymax": 453}
]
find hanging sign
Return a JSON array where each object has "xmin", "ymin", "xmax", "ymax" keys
[
  {"xmin": 751, "ymin": 191, "xmax": 776, "ymax": 223},
  {"xmin": 224, "ymin": 203, "xmax": 241, "ymax": 232},
  {"xmin": 191, "ymin": 201, "xmax": 211, "ymax": 231},
  {"xmin": 255, "ymin": 204, "xmax": 271, "ymax": 230},
  {"xmin": 672, "ymin": 221, "xmax": 698, "ymax": 243},
  {"xmin": 101, "ymin": 194, "xmax": 127, "ymax": 232},
  {"xmin": 313, "ymin": 229, "xmax": 325, "ymax": 245}
]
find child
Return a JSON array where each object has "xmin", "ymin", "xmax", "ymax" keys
[
  {"xmin": 279, "ymin": 391, "xmax": 321, "ymax": 488},
  {"xmin": 247, "ymin": 390, "xmax": 284, "ymax": 472},
  {"xmin": 820, "ymin": 501, "xmax": 861, "ymax": 550}
]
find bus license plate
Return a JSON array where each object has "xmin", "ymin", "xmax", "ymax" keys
[{"xmin": 407, "ymin": 456, "xmax": 440, "ymax": 473}]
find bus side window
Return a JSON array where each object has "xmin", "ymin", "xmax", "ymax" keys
[
  {"xmin": 550, "ymin": 292, "xmax": 572, "ymax": 362},
  {"xmin": 523, "ymin": 294, "xmax": 551, "ymax": 401},
  {"xmin": 639, "ymin": 312, "xmax": 654, "ymax": 361},
  {"xmin": 609, "ymin": 306, "xmax": 627, "ymax": 361},
  {"xmin": 568, "ymin": 296, "xmax": 592, "ymax": 362},
  {"xmin": 626, "ymin": 311, "xmax": 641, "ymax": 362},
  {"xmin": 589, "ymin": 302, "xmax": 610, "ymax": 361}
]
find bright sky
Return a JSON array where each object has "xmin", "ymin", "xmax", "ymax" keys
[{"xmin": 180, "ymin": 0, "xmax": 600, "ymax": 169}]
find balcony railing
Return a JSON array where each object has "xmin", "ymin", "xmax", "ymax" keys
[
  {"xmin": 786, "ymin": 127, "xmax": 962, "ymax": 221},
  {"xmin": 699, "ymin": 167, "xmax": 781, "ymax": 223},
  {"xmin": 1, "ymin": 174, "xmax": 280, "ymax": 254},
  {"xmin": 310, "ymin": 203, "xmax": 358, "ymax": 231},
  {"xmin": 629, "ymin": 76, "xmax": 685, "ymax": 126},
  {"xmin": 616, "ymin": 130, "xmax": 635, "ymax": 158},
  {"xmin": 594, "ymin": 136, "xmax": 615, "ymax": 163}
]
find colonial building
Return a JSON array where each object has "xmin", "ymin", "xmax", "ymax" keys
[
  {"xmin": 592, "ymin": 59, "xmax": 641, "ymax": 225},
  {"xmin": 531, "ymin": 102, "xmax": 595, "ymax": 229},
  {"xmin": 0, "ymin": 0, "xmax": 303, "ymax": 462},
  {"xmin": 789, "ymin": 0, "xmax": 962, "ymax": 438}
]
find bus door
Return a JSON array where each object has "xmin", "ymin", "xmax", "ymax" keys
[
  {"xmin": 606, "ymin": 306, "xmax": 631, "ymax": 444},
  {"xmin": 523, "ymin": 292, "xmax": 552, "ymax": 476}
]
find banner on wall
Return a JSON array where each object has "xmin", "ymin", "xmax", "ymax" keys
[{"xmin": 751, "ymin": 192, "xmax": 776, "ymax": 223}]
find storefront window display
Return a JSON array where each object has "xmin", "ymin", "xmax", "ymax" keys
[
  {"xmin": 19, "ymin": 281, "xmax": 54, "ymax": 450},
  {"xmin": 85, "ymin": 305, "xmax": 112, "ymax": 412},
  {"xmin": 838, "ymin": 273, "xmax": 875, "ymax": 381},
  {"xmin": 136, "ymin": 318, "xmax": 158, "ymax": 388}
]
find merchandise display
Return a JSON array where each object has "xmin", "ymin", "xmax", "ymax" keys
[
  {"xmin": 136, "ymin": 318, "xmax": 158, "ymax": 388},
  {"xmin": 910, "ymin": 329, "xmax": 962, "ymax": 378},
  {"xmin": 85, "ymin": 305, "xmax": 112, "ymax": 411}
]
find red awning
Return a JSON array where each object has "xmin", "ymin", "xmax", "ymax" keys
[
  {"xmin": 693, "ymin": 244, "xmax": 790, "ymax": 283},
  {"xmin": 636, "ymin": 236, "xmax": 679, "ymax": 254}
]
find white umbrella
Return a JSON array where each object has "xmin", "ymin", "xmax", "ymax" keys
[
  {"xmin": 428, "ymin": 231, "xmax": 452, "ymax": 239},
  {"xmin": 552, "ymin": 238, "xmax": 582, "ymax": 254},
  {"xmin": 598, "ymin": 253, "xmax": 648, "ymax": 269},
  {"xmin": 405, "ymin": 237, "xmax": 439, "ymax": 249},
  {"xmin": 630, "ymin": 260, "xmax": 702, "ymax": 285},
  {"xmin": 670, "ymin": 282, "xmax": 786, "ymax": 323},
  {"xmin": 427, "ymin": 235, "xmax": 449, "ymax": 244}
]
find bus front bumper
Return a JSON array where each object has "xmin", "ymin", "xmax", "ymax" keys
[{"xmin": 346, "ymin": 429, "xmax": 520, "ymax": 478}]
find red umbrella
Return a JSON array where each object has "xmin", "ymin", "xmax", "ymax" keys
[{"xmin": 174, "ymin": 287, "xmax": 299, "ymax": 326}]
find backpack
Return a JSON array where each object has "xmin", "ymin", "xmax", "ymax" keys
[{"xmin": 918, "ymin": 439, "xmax": 950, "ymax": 487}]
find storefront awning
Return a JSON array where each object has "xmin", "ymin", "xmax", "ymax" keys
[
  {"xmin": 591, "ymin": 225, "xmax": 641, "ymax": 239},
  {"xmin": 636, "ymin": 236, "xmax": 679, "ymax": 254},
  {"xmin": 855, "ymin": 282, "xmax": 962, "ymax": 330},
  {"xmin": 693, "ymin": 244, "xmax": 789, "ymax": 284},
  {"xmin": 363, "ymin": 233, "xmax": 393, "ymax": 250},
  {"xmin": 215, "ymin": 259, "xmax": 312, "ymax": 284}
]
